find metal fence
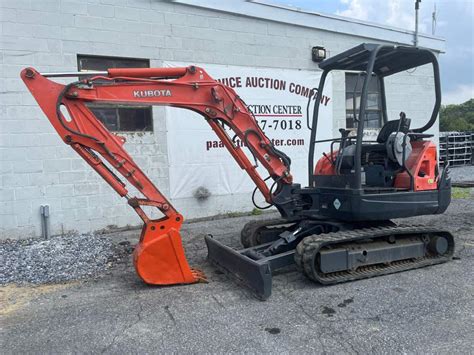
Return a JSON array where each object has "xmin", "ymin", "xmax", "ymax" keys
[{"xmin": 439, "ymin": 131, "xmax": 474, "ymax": 166}]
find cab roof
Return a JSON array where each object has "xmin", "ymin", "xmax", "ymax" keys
[{"xmin": 319, "ymin": 43, "xmax": 436, "ymax": 77}]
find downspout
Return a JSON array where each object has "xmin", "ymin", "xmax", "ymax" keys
[{"xmin": 40, "ymin": 205, "xmax": 50, "ymax": 238}]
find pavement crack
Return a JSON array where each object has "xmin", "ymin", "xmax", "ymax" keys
[
  {"xmin": 135, "ymin": 296, "xmax": 144, "ymax": 324},
  {"xmin": 101, "ymin": 316, "xmax": 136, "ymax": 355},
  {"xmin": 298, "ymin": 304, "xmax": 317, "ymax": 322},
  {"xmin": 101, "ymin": 289, "xmax": 143, "ymax": 354},
  {"xmin": 321, "ymin": 324, "xmax": 359, "ymax": 354},
  {"xmin": 296, "ymin": 304, "xmax": 330, "ymax": 353},
  {"xmin": 164, "ymin": 305, "xmax": 176, "ymax": 325},
  {"xmin": 211, "ymin": 295, "xmax": 225, "ymax": 309}
]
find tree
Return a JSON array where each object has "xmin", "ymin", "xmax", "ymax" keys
[{"xmin": 439, "ymin": 99, "xmax": 474, "ymax": 132}]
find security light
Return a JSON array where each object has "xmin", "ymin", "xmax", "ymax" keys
[{"xmin": 312, "ymin": 46, "xmax": 326, "ymax": 62}]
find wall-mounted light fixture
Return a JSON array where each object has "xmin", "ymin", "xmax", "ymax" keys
[{"xmin": 312, "ymin": 46, "xmax": 327, "ymax": 62}]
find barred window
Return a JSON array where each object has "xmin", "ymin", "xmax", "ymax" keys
[{"xmin": 77, "ymin": 55, "xmax": 153, "ymax": 132}]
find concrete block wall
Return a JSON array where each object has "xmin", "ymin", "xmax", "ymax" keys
[
  {"xmin": 385, "ymin": 64, "xmax": 439, "ymax": 135},
  {"xmin": 0, "ymin": 0, "xmax": 440, "ymax": 239}
]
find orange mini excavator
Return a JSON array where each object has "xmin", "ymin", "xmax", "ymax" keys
[{"xmin": 22, "ymin": 44, "xmax": 454, "ymax": 299}]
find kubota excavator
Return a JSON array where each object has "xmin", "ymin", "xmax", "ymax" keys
[{"xmin": 21, "ymin": 43, "xmax": 454, "ymax": 299}]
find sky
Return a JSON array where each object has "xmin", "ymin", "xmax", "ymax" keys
[{"xmin": 271, "ymin": 0, "xmax": 474, "ymax": 105}]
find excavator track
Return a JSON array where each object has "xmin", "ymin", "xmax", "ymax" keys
[
  {"xmin": 240, "ymin": 218, "xmax": 293, "ymax": 248},
  {"xmin": 295, "ymin": 225, "xmax": 455, "ymax": 284}
]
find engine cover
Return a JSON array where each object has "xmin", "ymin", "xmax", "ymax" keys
[{"xmin": 386, "ymin": 132, "xmax": 412, "ymax": 166}]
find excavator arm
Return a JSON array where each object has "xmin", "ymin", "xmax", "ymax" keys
[{"xmin": 21, "ymin": 66, "xmax": 293, "ymax": 286}]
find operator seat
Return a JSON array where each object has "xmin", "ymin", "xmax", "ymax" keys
[
  {"xmin": 376, "ymin": 112, "xmax": 411, "ymax": 144},
  {"xmin": 338, "ymin": 112, "xmax": 412, "ymax": 171}
]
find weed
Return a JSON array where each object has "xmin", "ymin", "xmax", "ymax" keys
[
  {"xmin": 251, "ymin": 208, "xmax": 263, "ymax": 215},
  {"xmin": 224, "ymin": 211, "xmax": 246, "ymax": 218},
  {"xmin": 452, "ymin": 187, "xmax": 472, "ymax": 199}
]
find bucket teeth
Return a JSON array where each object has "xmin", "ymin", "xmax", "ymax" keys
[{"xmin": 191, "ymin": 268, "xmax": 208, "ymax": 283}]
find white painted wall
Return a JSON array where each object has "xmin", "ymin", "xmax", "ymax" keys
[{"xmin": 0, "ymin": 0, "xmax": 443, "ymax": 239}]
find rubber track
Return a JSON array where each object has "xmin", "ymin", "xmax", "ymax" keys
[
  {"xmin": 240, "ymin": 218, "xmax": 290, "ymax": 248},
  {"xmin": 294, "ymin": 225, "xmax": 454, "ymax": 284}
]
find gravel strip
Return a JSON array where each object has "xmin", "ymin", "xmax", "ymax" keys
[
  {"xmin": 449, "ymin": 165, "xmax": 474, "ymax": 183},
  {"xmin": 0, "ymin": 233, "xmax": 132, "ymax": 285}
]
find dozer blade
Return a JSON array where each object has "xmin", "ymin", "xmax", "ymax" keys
[
  {"xmin": 134, "ymin": 219, "xmax": 206, "ymax": 285},
  {"xmin": 205, "ymin": 235, "xmax": 273, "ymax": 300}
]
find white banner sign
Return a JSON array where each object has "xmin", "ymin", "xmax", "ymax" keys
[{"xmin": 164, "ymin": 63, "xmax": 333, "ymax": 199}]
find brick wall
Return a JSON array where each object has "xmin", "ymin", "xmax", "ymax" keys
[{"xmin": 0, "ymin": 0, "xmax": 440, "ymax": 239}]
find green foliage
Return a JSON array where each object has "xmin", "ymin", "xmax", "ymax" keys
[
  {"xmin": 251, "ymin": 208, "xmax": 263, "ymax": 215},
  {"xmin": 451, "ymin": 187, "xmax": 473, "ymax": 199},
  {"xmin": 439, "ymin": 99, "xmax": 474, "ymax": 132},
  {"xmin": 224, "ymin": 211, "xmax": 246, "ymax": 218}
]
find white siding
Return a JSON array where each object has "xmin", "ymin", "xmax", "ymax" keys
[{"xmin": 0, "ymin": 0, "xmax": 442, "ymax": 239}]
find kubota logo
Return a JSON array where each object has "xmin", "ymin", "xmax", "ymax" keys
[{"xmin": 133, "ymin": 89, "xmax": 172, "ymax": 98}]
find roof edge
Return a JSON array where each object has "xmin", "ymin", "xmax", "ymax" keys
[{"xmin": 171, "ymin": 0, "xmax": 445, "ymax": 52}]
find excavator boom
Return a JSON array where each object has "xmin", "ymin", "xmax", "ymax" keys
[{"xmin": 21, "ymin": 66, "xmax": 292, "ymax": 286}]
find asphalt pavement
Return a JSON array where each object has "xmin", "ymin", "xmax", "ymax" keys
[{"xmin": 1, "ymin": 198, "xmax": 473, "ymax": 353}]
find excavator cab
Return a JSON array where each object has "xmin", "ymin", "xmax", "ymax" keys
[
  {"xmin": 304, "ymin": 43, "xmax": 451, "ymax": 221},
  {"xmin": 206, "ymin": 44, "xmax": 454, "ymax": 299}
]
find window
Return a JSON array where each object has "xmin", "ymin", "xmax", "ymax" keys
[
  {"xmin": 345, "ymin": 73, "xmax": 382, "ymax": 129},
  {"xmin": 77, "ymin": 55, "xmax": 153, "ymax": 132}
]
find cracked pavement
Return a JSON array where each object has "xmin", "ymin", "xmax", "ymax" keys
[{"xmin": 1, "ymin": 198, "xmax": 473, "ymax": 353}]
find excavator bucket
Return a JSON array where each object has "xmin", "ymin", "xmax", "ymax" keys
[{"xmin": 134, "ymin": 219, "xmax": 206, "ymax": 285}]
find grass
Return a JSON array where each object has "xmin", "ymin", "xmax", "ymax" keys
[
  {"xmin": 451, "ymin": 187, "xmax": 473, "ymax": 199},
  {"xmin": 251, "ymin": 208, "xmax": 263, "ymax": 216},
  {"xmin": 222, "ymin": 208, "xmax": 265, "ymax": 219},
  {"xmin": 223, "ymin": 211, "xmax": 247, "ymax": 218}
]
